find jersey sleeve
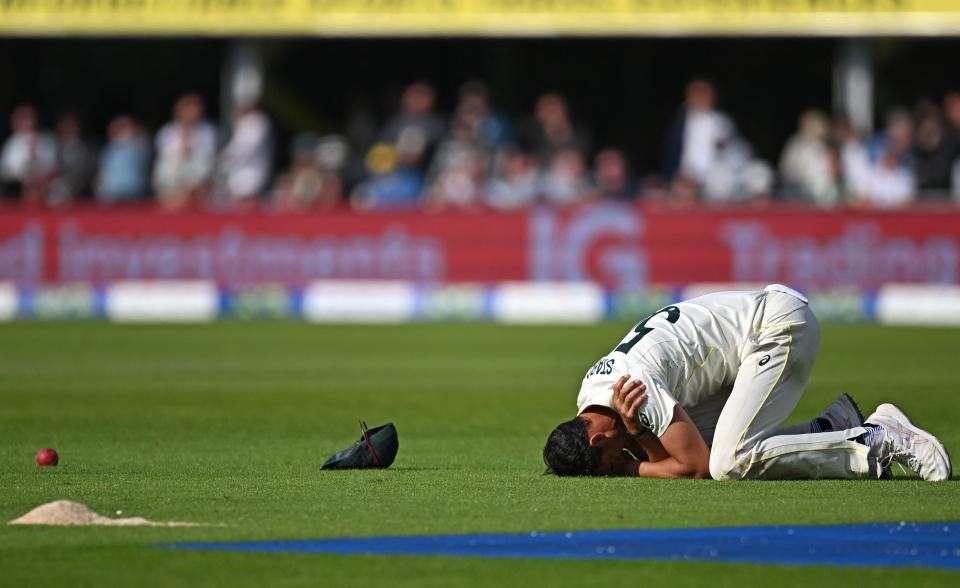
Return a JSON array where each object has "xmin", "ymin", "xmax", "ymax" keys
[
  {"xmin": 633, "ymin": 370, "xmax": 678, "ymax": 438},
  {"xmin": 576, "ymin": 358, "xmax": 678, "ymax": 438}
]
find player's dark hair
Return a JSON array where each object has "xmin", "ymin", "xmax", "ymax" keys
[{"xmin": 542, "ymin": 417, "xmax": 602, "ymax": 476}]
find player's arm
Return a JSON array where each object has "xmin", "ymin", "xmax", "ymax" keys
[
  {"xmin": 636, "ymin": 406, "xmax": 710, "ymax": 479},
  {"xmin": 630, "ymin": 429, "xmax": 669, "ymax": 463},
  {"xmin": 613, "ymin": 375, "xmax": 711, "ymax": 479}
]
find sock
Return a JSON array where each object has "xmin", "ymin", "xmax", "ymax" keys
[
  {"xmin": 810, "ymin": 417, "xmax": 832, "ymax": 434},
  {"xmin": 858, "ymin": 423, "xmax": 886, "ymax": 457}
]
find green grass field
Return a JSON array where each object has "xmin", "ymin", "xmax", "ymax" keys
[{"xmin": 1, "ymin": 322, "xmax": 958, "ymax": 586}]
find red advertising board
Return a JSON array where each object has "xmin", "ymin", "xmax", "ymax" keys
[{"xmin": 1, "ymin": 204, "xmax": 958, "ymax": 289}]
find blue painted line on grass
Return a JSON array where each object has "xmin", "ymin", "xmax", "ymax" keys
[{"xmin": 167, "ymin": 522, "xmax": 960, "ymax": 570}]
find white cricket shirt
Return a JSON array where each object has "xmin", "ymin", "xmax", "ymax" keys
[{"xmin": 576, "ymin": 285, "xmax": 806, "ymax": 441}]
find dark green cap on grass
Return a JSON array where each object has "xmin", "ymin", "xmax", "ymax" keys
[{"xmin": 322, "ymin": 422, "xmax": 399, "ymax": 469}]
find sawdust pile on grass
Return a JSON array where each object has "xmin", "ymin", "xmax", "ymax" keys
[{"xmin": 8, "ymin": 500, "xmax": 203, "ymax": 527}]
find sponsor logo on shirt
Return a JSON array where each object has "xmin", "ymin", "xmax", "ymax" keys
[{"xmin": 638, "ymin": 411, "xmax": 652, "ymax": 430}]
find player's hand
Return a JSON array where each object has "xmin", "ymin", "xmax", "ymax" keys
[{"xmin": 612, "ymin": 374, "xmax": 648, "ymax": 436}]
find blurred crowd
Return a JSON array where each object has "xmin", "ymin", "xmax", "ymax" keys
[{"xmin": 3, "ymin": 79, "xmax": 960, "ymax": 211}]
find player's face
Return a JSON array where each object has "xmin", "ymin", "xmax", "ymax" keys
[
  {"xmin": 580, "ymin": 409, "xmax": 632, "ymax": 476},
  {"xmin": 594, "ymin": 422, "xmax": 630, "ymax": 476}
]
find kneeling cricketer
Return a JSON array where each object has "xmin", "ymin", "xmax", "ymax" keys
[{"xmin": 543, "ymin": 284, "xmax": 952, "ymax": 481}]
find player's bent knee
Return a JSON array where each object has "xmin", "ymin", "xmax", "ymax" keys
[{"xmin": 709, "ymin": 453, "xmax": 742, "ymax": 481}]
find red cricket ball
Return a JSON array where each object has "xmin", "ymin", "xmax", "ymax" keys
[{"xmin": 35, "ymin": 447, "xmax": 59, "ymax": 467}]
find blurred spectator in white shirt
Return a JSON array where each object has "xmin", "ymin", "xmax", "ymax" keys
[
  {"xmin": 96, "ymin": 116, "xmax": 150, "ymax": 204},
  {"xmin": 865, "ymin": 152, "xmax": 914, "ymax": 207},
  {"xmin": 153, "ymin": 93, "xmax": 217, "ymax": 209},
  {"xmin": 49, "ymin": 114, "xmax": 96, "ymax": 205},
  {"xmin": 701, "ymin": 136, "xmax": 770, "ymax": 203},
  {"xmin": 779, "ymin": 110, "xmax": 838, "ymax": 206},
  {"xmin": 520, "ymin": 93, "xmax": 591, "ymax": 166},
  {"xmin": 538, "ymin": 148, "xmax": 591, "ymax": 205},
  {"xmin": 861, "ymin": 109, "xmax": 915, "ymax": 207},
  {"xmin": 484, "ymin": 150, "xmax": 539, "ymax": 210},
  {"xmin": 742, "ymin": 160, "xmax": 776, "ymax": 202},
  {"xmin": 592, "ymin": 148, "xmax": 636, "ymax": 200},
  {"xmin": 663, "ymin": 80, "xmax": 736, "ymax": 186},
  {"xmin": 0, "ymin": 104, "xmax": 57, "ymax": 202},
  {"xmin": 426, "ymin": 148, "xmax": 486, "ymax": 211},
  {"xmin": 212, "ymin": 104, "xmax": 272, "ymax": 208},
  {"xmin": 832, "ymin": 118, "xmax": 871, "ymax": 201}
]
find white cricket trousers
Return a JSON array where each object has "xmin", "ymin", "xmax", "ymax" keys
[{"xmin": 709, "ymin": 289, "xmax": 879, "ymax": 480}]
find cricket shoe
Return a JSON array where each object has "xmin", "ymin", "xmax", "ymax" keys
[
  {"xmin": 819, "ymin": 393, "xmax": 865, "ymax": 432},
  {"xmin": 865, "ymin": 403, "xmax": 952, "ymax": 482}
]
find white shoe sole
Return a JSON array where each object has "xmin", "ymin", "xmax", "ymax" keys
[{"xmin": 873, "ymin": 403, "xmax": 953, "ymax": 482}]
